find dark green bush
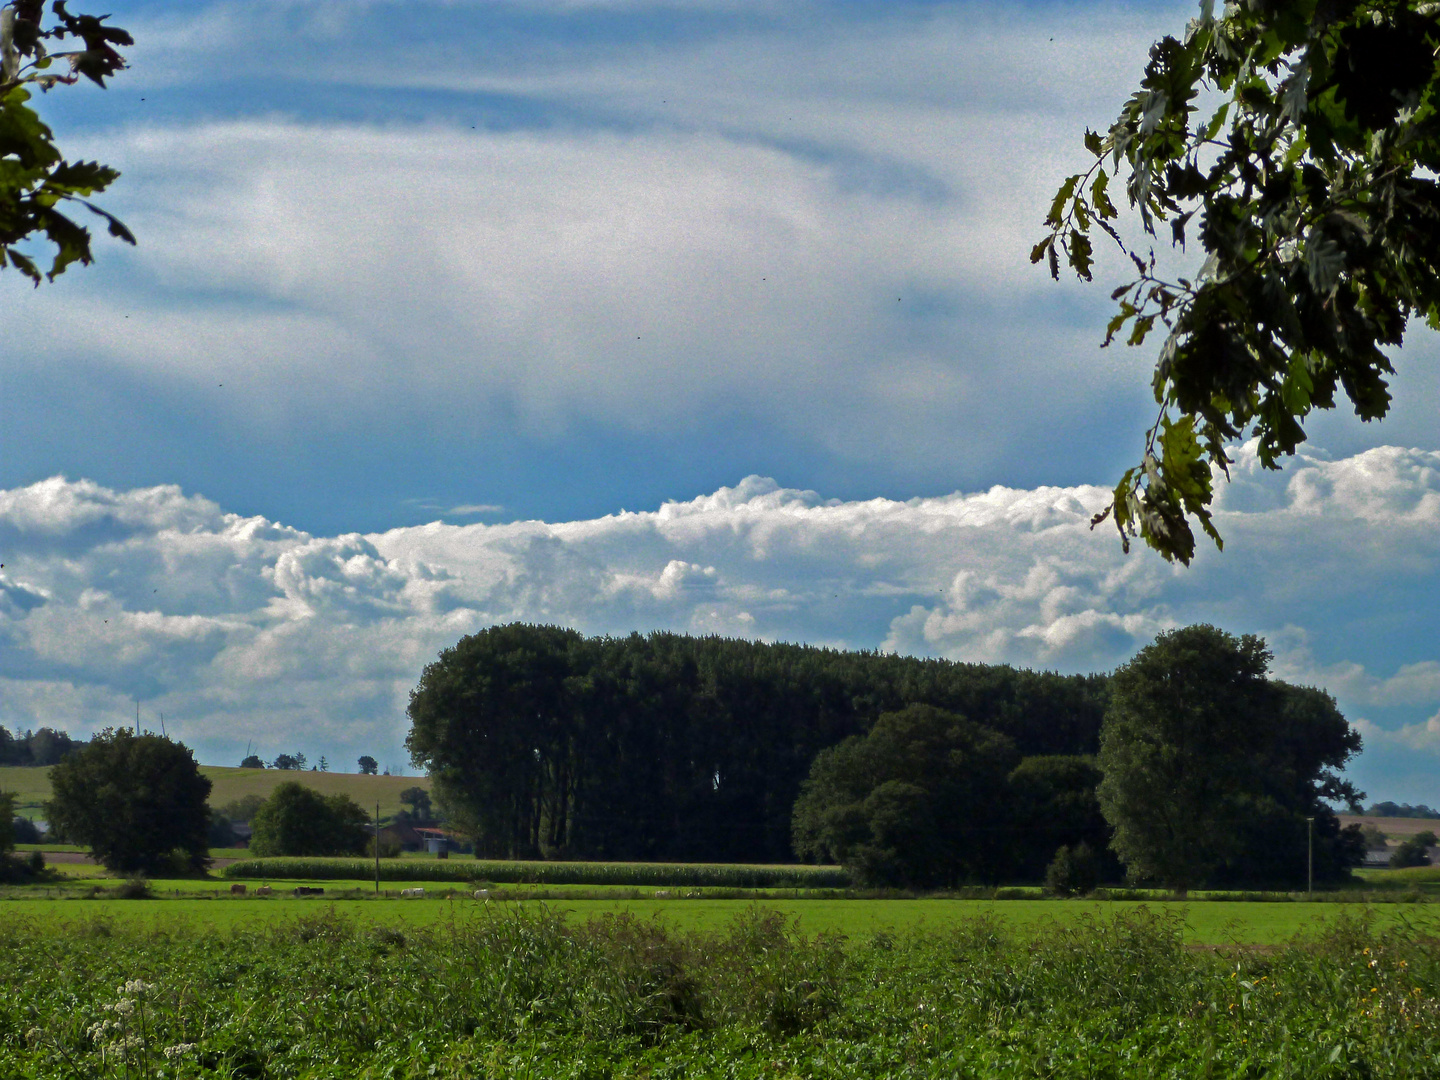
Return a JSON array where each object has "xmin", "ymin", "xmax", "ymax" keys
[{"xmin": 1045, "ymin": 841, "xmax": 1101, "ymax": 896}]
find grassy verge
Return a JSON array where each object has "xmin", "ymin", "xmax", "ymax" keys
[{"xmin": 4, "ymin": 904, "xmax": 1438, "ymax": 1078}]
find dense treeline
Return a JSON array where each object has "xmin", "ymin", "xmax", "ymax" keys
[
  {"xmin": 0, "ymin": 725, "xmax": 84, "ymax": 766},
  {"xmin": 1367, "ymin": 802, "xmax": 1440, "ymax": 820},
  {"xmin": 406, "ymin": 624, "xmax": 1107, "ymax": 866}
]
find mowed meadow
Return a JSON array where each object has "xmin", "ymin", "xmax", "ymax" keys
[{"xmin": 6, "ymin": 901, "xmax": 1440, "ymax": 1079}]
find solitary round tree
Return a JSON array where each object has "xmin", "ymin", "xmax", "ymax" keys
[
  {"xmin": 791, "ymin": 704, "xmax": 1019, "ymax": 887},
  {"xmin": 249, "ymin": 782, "xmax": 369, "ymax": 857},
  {"xmin": 46, "ymin": 729, "xmax": 212, "ymax": 875},
  {"xmin": 1098, "ymin": 625, "xmax": 1363, "ymax": 893}
]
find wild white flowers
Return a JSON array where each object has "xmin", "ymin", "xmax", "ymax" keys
[
  {"xmin": 163, "ymin": 1042, "xmax": 198, "ymax": 1059},
  {"xmin": 86, "ymin": 976, "xmax": 169, "ymax": 1072}
]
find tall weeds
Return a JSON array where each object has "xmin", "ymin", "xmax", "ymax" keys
[{"xmin": 3, "ymin": 905, "xmax": 1438, "ymax": 1079}]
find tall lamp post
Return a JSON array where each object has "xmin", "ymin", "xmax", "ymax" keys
[{"xmin": 1307, "ymin": 816, "xmax": 1314, "ymax": 896}]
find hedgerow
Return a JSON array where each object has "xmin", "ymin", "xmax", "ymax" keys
[{"xmin": 220, "ymin": 857, "xmax": 851, "ymax": 888}]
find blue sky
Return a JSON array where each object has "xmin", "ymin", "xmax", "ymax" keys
[{"xmin": 1, "ymin": 0, "xmax": 1437, "ymax": 801}]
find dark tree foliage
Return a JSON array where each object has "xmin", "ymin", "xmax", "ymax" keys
[
  {"xmin": 0, "ymin": 790, "xmax": 12, "ymax": 854},
  {"xmin": 1099, "ymin": 625, "xmax": 1363, "ymax": 892},
  {"xmin": 239, "ymin": 754, "xmax": 265, "ymax": 769},
  {"xmin": 1005, "ymin": 755, "xmax": 1119, "ymax": 883},
  {"xmin": 0, "ymin": 791, "xmax": 46, "ymax": 882},
  {"xmin": 218, "ymin": 793, "xmax": 265, "ymax": 823},
  {"xmin": 12, "ymin": 812, "xmax": 39, "ymax": 844},
  {"xmin": 1389, "ymin": 830, "xmax": 1437, "ymax": 869},
  {"xmin": 357, "ymin": 755, "xmax": 379, "ymax": 775},
  {"xmin": 249, "ymin": 782, "xmax": 369, "ymax": 858},
  {"xmin": 399, "ymin": 786, "xmax": 432, "ymax": 820},
  {"xmin": 271, "ymin": 753, "xmax": 306, "ymax": 771},
  {"xmin": 1, "ymin": 0, "xmax": 135, "ymax": 282},
  {"xmin": 406, "ymin": 624, "xmax": 1108, "ymax": 863},
  {"xmin": 790, "ymin": 704, "xmax": 1019, "ymax": 887},
  {"xmin": 1045, "ymin": 841, "xmax": 1101, "ymax": 897},
  {"xmin": 45, "ymin": 728, "xmax": 211, "ymax": 875},
  {"xmin": 0, "ymin": 724, "xmax": 83, "ymax": 765},
  {"xmin": 207, "ymin": 813, "xmax": 238, "ymax": 848},
  {"xmin": 1036, "ymin": 0, "xmax": 1440, "ymax": 563}
]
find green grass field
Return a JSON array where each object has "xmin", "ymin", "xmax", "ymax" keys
[
  {"xmin": 0, "ymin": 765, "xmax": 54, "ymax": 819},
  {"xmin": 0, "ymin": 763, "xmax": 431, "ymax": 819}
]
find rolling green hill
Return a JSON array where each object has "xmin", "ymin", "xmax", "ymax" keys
[{"xmin": 0, "ymin": 764, "xmax": 431, "ymax": 821}]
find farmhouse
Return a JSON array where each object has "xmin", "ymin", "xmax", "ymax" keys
[{"xmin": 414, "ymin": 827, "xmax": 466, "ymax": 856}]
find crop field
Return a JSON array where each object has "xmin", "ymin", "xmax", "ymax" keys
[
  {"xmin": 221, "ymin": 856, "xmax": 850, "ymax": 889},
  {"xmin": 1354, "ymin": 865, "xmax": 1440, "ymax": 893},
  {"xmin": 1339, "ymin": 814, "xmax": 1440, "ymax": 839},
  {"xmin": 0, "ymin": 764, "xmax": 431, "ymax": 820},
  {"xmin": 5, "ymin": 902, "xmax": 1439, "ymax": 1079}
]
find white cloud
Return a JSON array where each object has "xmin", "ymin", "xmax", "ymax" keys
[
  {"xmin": 1353, "ymin": 713, "xmax": 1440, "ymax": 754},
  {"xmin": 1, "ymin": 444, "xmax": 1436, "ymax": 770}
]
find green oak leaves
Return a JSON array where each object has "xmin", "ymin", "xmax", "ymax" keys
[
  {"xmin": 1, "ymin": 1, "xmax": 134, "ymax": 285},
  {"xmin": 1036, "ymin": 0, "xmax": 1440, "ymax": 563}
]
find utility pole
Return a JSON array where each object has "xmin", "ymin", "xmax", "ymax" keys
[
  {"xmin": 375, "ymin": 802, "xmax": 381, "ymax": 896},
  {"xmin": 1307, "ymin": 816, "xmax": 1314, "ymax": 896},
  {"xmin": 159, "ymin": 712, "xmax": 166, "ymax": 738},
  {"xmin": 135, "ymin": 700, "xmax": 140, "ymax": 736}
]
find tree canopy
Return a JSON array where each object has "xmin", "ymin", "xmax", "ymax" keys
[
  {"xmin": 45, "ymin": 728, "xmax": 211, "ymax": 875},
  {"xmin": 0, "ymin": 724, "xmax": 82, "ymax": 765},
  {"xmin": 1036, "ymin": 0, "xmax": 1440, "ymax": 563},
  {"xmin": 1097, "ymin": 625, "xmax": 1363, "ymax": 891},
  {"xmin": 0, "ymin": 790, "xmax": 13, "ymax": 854},
  {"xmin": 249, "ymin": 782, "xmax": 369, "ymax": 858},
  {"xmin": 790, "ymin": 704, "xmax": 1020, "ymax": 887},
  {"xmin": 406, "ymin": 624, "xmax": 1108, "ymax": 864},
  {"xmin": 1, "ymin": 0, "xmax": 134, "ymax": 283}
]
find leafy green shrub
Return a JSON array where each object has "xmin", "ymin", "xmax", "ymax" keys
[
  {"xmin": 1389, "ymin": 832, "xmax": 1437, "ymax": 869},
  {"xmin": 1045, "ymin": 841, "xmax": 1100, "ymax": 896},
  {"xmin": 12, "ymin": 815, "xmax": 40, "ymax": 845},
  {"xmin": 368, "ymin": 833, "xmax": 403, "ymax": 859},
  {"xmin": 111, "ymin": 875, "xmax": 154, "ymax": 899}
]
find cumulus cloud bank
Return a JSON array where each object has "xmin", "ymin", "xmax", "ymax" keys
[{"xmin": 1, "ymin": 445, "xmax": 1436, "ymax": 793}]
